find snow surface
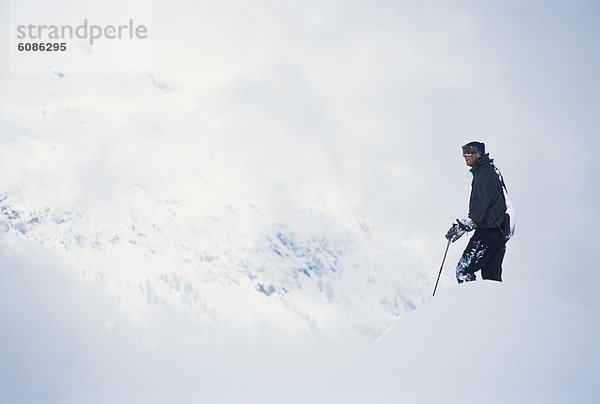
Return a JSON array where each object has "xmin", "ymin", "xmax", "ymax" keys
[
  {"xmin": 2, "ymin": 240, "xmax": 598, "ymax": 403},
  {"xmin": 312, "ymin": 281, "xmax": 600, "ymax": 404},
  {"xmin": 0, "ymin": 241, "xmax": 340, "ymax": 403}
]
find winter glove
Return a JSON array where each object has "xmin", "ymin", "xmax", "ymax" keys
[{"xmin": 445, "ymin": 217, "xmax": 476, "ymax": 243}]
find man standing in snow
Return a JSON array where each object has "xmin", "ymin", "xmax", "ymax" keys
[{"xmin": 445, "ymin": 141, "xmax": 514, "ymax": 283}]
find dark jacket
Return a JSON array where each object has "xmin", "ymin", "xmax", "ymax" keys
[{"xmin": 469, "ymin": 154, "xmax": 506, "ymax": 229}]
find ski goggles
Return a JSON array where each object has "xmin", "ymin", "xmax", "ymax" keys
[{"xmin": 462, "ymin": 145, "xmax": 480, "ymax": 156}]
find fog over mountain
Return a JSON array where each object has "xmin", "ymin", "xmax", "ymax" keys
[{"xmin": 1, "ymin": 0, "xmax": 598, "ymax": 402}]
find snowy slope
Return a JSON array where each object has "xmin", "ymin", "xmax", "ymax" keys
[
  {"xmin": 0, "ymin": 243, "xmax": 342, "ymax": 403},
  {"xmin": 311, "ymin": 281, "xmax": 600, "ymax": 404},
  {"xmin": 3, "ymin": 252, "xmax": 596, "ymax": 404}
]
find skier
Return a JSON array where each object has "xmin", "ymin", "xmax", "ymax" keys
[{"xmin": 445, "ymin": 141, "xmax": 514, "ymax": 283}]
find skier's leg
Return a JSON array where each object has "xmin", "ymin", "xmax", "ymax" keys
[
  {"xmin": 456, "ymin": 228, "xmax": 507, "ymax": 284},
  {"xmin": 481, "ymin": 231, "xmax": 506, "ymax": 282},
  {"xmin": 456, "ymin": 236, "xmax": 482, "ymax": 283},
  {"xmin": 481, "ymin": 247, "xmax": 505, "ymax": 281}
]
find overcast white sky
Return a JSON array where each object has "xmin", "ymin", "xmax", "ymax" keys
[
  {"xmin": 1, "ymin": 0, "xmax": 599, "ymax": 302},
  {"xmin": 1, "ymin": 1, "xmax": 599, "ymax": 401}
]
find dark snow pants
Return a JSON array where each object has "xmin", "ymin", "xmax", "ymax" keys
[{"xmin": 456, "ymin": 227, "xmax": 506, "ymax": 283}]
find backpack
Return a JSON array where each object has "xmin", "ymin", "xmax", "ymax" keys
[{"xmin": 492, "ymin": 165, "xmax": 516, "ymax": 241}]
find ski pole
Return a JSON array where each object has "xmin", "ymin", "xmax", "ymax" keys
[{"xmin": 432, "ymin": 239, "xmax": 451, "ymax": 297}]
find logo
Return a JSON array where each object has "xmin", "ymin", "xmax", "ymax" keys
[
  {"xmin": 16, "ymin": 19, "xmax": 149, "ymax": 46},
  {"xmin": 6, "ymin": 0, "xmax": 152, "ymax": 74}
]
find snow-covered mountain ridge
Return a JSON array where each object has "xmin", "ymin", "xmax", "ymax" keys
[
  {"xmin": 0, "ymin": 191, "xmax": 423, "ymax": 341},
  {"xmin": 0, "ymin": 69, "xmax": 432, "ymax": 345}
]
